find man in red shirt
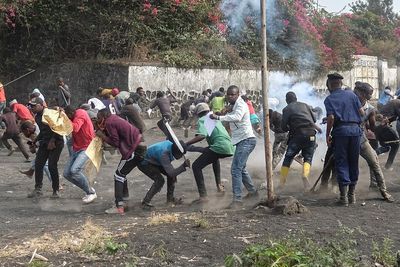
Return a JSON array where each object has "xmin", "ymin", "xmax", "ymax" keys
[
  {"xmin": 0, "ymin": 107, "xmax": 30, "ymax": 161},
  {"xmin": 0, "ymin": 82, "xmax": 6, "ymax": 114},
  {"xmin": 9, "ymin": 99, "xmax": 34, "ymax": 122},
  {"xmin": 64, "ymin": 106, "xmax": 97, "ymax": 204}
]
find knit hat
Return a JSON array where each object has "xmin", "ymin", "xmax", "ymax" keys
[{"xmin": 9, "ymin": 99, "xmax": 18, "ymax": 106}]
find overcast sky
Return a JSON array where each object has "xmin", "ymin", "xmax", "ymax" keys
[{"xmin": 317, "ymin": 0, "xmax": 400, "ymax": 14}]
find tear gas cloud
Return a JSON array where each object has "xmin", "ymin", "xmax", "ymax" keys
[
  {"xmin": 220, "ymin": 0, "xmax": 326, "ymax": 114},
  {"xmin": 220, "ymin": 0, "xmax": 319, "ymax": 72}
]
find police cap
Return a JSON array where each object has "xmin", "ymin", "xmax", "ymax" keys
[{"xmin": 327, "ymin": 72, "xmax": 344, "ymax": 80}]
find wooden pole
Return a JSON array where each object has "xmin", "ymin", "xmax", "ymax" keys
[{"xmin": 260, "ymin": 0, "xmax": 274, "ymax": 204}]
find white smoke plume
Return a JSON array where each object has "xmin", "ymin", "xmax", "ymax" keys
[{"xmin": 220, "ymin": 0, "xmax": 319, "ymax": 72}]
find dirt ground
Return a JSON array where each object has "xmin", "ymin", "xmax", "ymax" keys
[{"xmin": 1, "ymin": 120, "xmax": 400, "ymax": 266}]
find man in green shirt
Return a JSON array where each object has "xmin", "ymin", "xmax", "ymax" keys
[{"xmin": 186, "ymin": 103, "xmax": 234, "ymax": 203}]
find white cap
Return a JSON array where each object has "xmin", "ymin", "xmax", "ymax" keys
[{"xmin": 9, "ymin": 99, "xmax": 18, "ymax": 106}]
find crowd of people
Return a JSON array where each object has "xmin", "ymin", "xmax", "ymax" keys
[{"xmin": 0, "ymin": 73, "xmax": 398, "ymax": 215}]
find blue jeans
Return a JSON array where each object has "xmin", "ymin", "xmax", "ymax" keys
[
  {"xmin": 231, "ymin": 137, "xmax": 257, "ymax": 201},
  {"xmin": 282, "ymin": 135, "xmax": 316, "ymax": 167},
  {"xmin": 63, "ymin": 150, "xmax": 92, "ymax": 194}
]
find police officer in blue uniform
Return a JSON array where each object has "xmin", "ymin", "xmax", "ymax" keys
[{"xmin": 324, "ymin": 73, "xmax": 364, "ymax": 206}]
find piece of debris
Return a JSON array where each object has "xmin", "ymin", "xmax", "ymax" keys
[
  {"xmin": 361, "ymin": 202, "xmax": 366, "ymax": 206},
  {"xmin": 234, "ymin": 234, "xmax": 260, "ymax": 244},
  {"xmin": 29, "ymin": 249, "xmax": 48, "ymax": 263},
  {"xmin": 188, "ymin": 256, "xmax": 199, "ymax": 262},
  {"xmin": 273, "ymin": 196, "xmax": 309, "ymax": 215}
]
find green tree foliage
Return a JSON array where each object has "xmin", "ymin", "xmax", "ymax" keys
[
  {"xmin": 0, "ymin": 0, "xmax": 399, "ymax": 77},
  {"xmin": 349, "ymin": 0, "xmax": 400, "ymax": 63},
  {"xmin": 350, "ymin": 0, "xmax": 398, "ymax": 22}
]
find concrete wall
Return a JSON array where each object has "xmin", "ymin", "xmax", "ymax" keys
[
  {"xmin": 128, "ymin": 65, "xmax": 261, "ymax": 92},
  {"xmin": 313, "ymin": 55, "xmax": 398, "ymax": 98}
]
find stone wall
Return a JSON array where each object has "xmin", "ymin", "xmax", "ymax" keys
[{"xmin": 4, "ymin": 62, "xmax": 129, "ymax": 105}]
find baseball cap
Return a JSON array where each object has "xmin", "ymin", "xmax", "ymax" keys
[
  {"xmin": 193, "ymin": 103, "xmax": 210, "ymax": 115},
  {"xmin": 28, "ymin": 97, "xmax": 44, "ymax": 106}
]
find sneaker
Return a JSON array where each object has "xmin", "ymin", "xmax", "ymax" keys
[
  {"xmin": 105, "ymin": 206, "xmax": 125, "ymax": 215},
  {"xmin": 27, "ymin": 188, "xmax": 43, "ymax": 198},
  {"xmin": 381, "ymin": 191, "xmax": 395, "ymax": 203},
  {"xmin": 50, "ymin": 191, "xmax": 60, "ymax": 199},
  {"xmin": 19, "ymin": 169, "xmax": 34, "ymax": 178},
  {"xmin": 82, "ymin": 193, "xmax": 97, "ymax": 204},
  {"xmin": 141, "ymin": 202, "xmax": 154, "ymax": 211},
  {"xmin": 217, "ymin": 184, "xmax": 225, "ymax": 193}
]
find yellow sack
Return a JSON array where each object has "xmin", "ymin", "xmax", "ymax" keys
[
  {"xmin": 41, "ymin": 108, "xmax": 73, "ymax": 136},
  {"xmin": 85, "ymin": 136, "xmax": 103, "ymax": 172}
]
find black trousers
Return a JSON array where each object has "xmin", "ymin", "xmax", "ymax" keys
[
  {"xmin": 157, "ymin": 115, "xmax": 173, "ymax": 141},
  {"xmin": 191, "ymin": 147, "xmax": 231, "ymax": 197},
  {"xmin": 139, "ymin": 162, "xmax": 176, "ymax": 204},
  {"xmin": 35, "ymin": 142, "xmax": 64, "ymax": 192},
  {"xmin": 114, "ymin": 153, "xmax": 141, "ymax": 207}
]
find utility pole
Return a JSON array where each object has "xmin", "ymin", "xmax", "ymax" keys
[{"xmin": 260, "ymin": 0, "xmax": 274, "ymax": 205}]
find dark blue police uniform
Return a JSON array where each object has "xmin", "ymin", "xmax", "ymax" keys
[{"xmin": 324, "ymin": 89, "xmax": 362, "ymax": 186}]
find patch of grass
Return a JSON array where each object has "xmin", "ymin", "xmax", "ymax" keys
[
  {"xmin": 0, "ymin": 219, "xmax": 115, "ymax": 259},
  {"xmin": 105, "ymin": 239, "xmax": 128, "ymax": 254},
  {"xmin": 147, "ymin": 212, "xmax": 179, "ymax": 226},
  {"xmin": 225, "ymin": 230, "xmax": 360, "ymax": 267},
  {"xmin": 193, "ymin": 217, "xmax": 210, "ymax": 229},
  {"xmin": 188, "ymin": 213, "xmax": 210, "ymax": 229},
  {"xmin": 372, "ymin": 238, "xmax": 396, "ymax": 267},
  {"xmin": 150, "ymin": 241, "xmax": 172, "ymax": 264}
]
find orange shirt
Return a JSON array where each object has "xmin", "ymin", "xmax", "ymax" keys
[
  {"xmin": 0, "ymin": 87, "xmax": 5, "ymax": 102},
  {"xmin": 12, "ymin": 103, "xmax": 34, "ymax": 121}
]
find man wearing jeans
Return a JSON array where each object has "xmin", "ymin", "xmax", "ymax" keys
[
  {"xmin": 210, "ymin": 85, "xmax": 257, "ymax": 208},
  {"xmin": 64, "ymin": 106, "xmax": 97, "ymax": 204}
]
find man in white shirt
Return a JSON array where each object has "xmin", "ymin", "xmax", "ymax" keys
[{"xmin": 210, "ymin": 85, "xmax": 258, "ymax": 208}]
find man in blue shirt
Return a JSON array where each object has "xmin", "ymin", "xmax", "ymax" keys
[
  {"xmin": 138, "ymin": 140, "xmax": 190, "ymax": 209},
  {"xmin": 324, "ymin": 73, "xmax": 364, "ymax": 206}
]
